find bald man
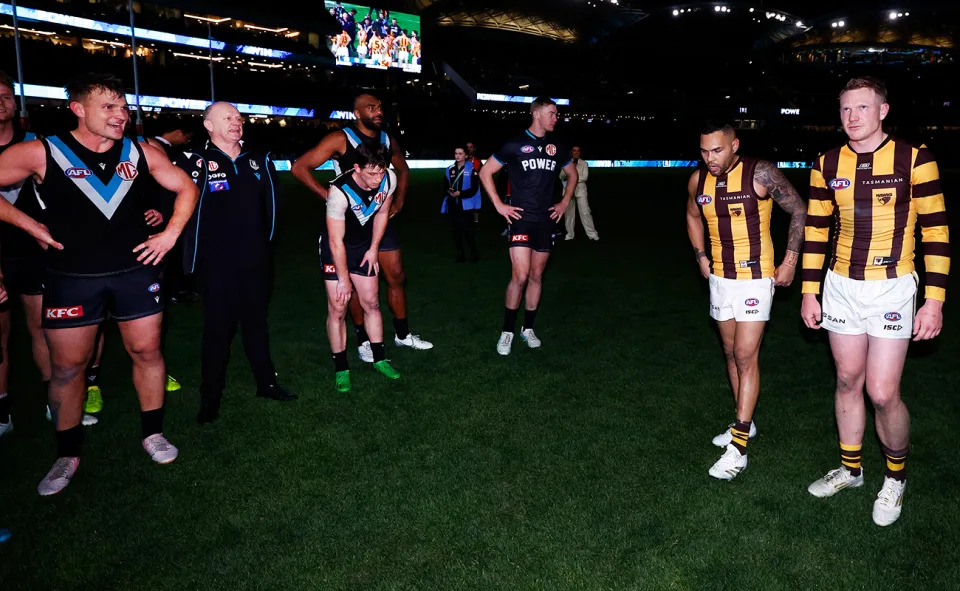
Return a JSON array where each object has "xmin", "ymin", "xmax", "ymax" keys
[
  {"xmin": 292, "ymin": 93, "xmax": 433, "ymax": 364},
  {"xmin": 188, "ymin": 102, "xmax": 295, "ymax": 425}
]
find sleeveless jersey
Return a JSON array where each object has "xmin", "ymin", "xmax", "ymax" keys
[
  {"xmin": 333, "ymin": 125, "xmax": 393, "ymax": 175},
  {"xmin": 38, "ymin": 133, "xmax": 152, "ymax": 275},
  {"xmin": 0, "ymin": 130, "xmax": 44, "ymax": 258},
  {"xmin": 328, "ymin": 170, "xmax": 395, "ymax": 247},
  {"xmin": 695, "ymin": 156, "xmax": 775, "ymax": 280}
]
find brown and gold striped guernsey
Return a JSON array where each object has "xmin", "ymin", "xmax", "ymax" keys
[
  {"xmin": 695, "ymin": 156, "xmax": 775, "ymax": 280},
  {"xmin": 803, "ymin": 136, "xmax": 950, "ymax": 301}
]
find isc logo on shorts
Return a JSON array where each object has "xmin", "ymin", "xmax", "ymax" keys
[
  {"xmin": 323, "ymin": 264, "xmax": 336, "ymax": 273},
  {"xmin": 744, "ymin": 298, "xmax": 760, "ymax": 307},
  {"xmin": 829, "ymin": 178, "xmax": 851, "ymax": 190},
  {"xmin": 511, "ymin": 234, "xmax": 529, "ymax": 242},
  {"xmin": 45, "ymin": 306, "xmax": 84, "ymax": 319},
  {"xmin": 884, "ymin": 312, "xmax": 902, "ymax": 321}
]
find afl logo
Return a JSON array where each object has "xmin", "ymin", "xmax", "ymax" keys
[
  {"xmin": 115, "ymin": 161, "xmax": 138, "ymax": 181},
  {"xmin": 65, "ymin": 167, "xmax": 92, "ymax": 178},
  {"xmin": 147, "ymin": 283, "xmax": 160, "ymax": 293},
  {"xmin": 829, "ymin": 178, "xmax": 851, "ymax": 190},
  {"xmin": 884, "ymin": 312, "xmax": 902, "ymax": 321},
  {"xmin": 696, "ymin": 194, "xmax": 712, "ymax": 205},
  {"xmin": 521, "ymin": 145, "xmax": 535, "ymax": 154},
  {"xmin": 745, "ymin": 298, "xmax": 760, "ymax": 307},
  {"xmin": 208, "ymin": 160, "xmax": 219, "ymax": 172},
  {"xmin": 545, "ymin": 144, "xmax": 557, "ymax": 156}
]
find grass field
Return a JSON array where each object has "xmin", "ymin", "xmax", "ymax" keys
[{"xmin": 1, "ymin": 169, "xmax": 959, "ymax": 590}]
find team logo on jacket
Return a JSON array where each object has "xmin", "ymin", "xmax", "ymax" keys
[
  {"xmin": 829, "ymin": 178, "xmax": 851, "ymax": 190},
  {"xmin": 148, "ymin": 283, "xmax": 161, "ymax": 293},
  {"xmin": 696, "ymin": 194, "xmax": 712, "ymax": 205},
  {"xmin": 729, "ymin": 206, "xmax": 743, "ymax": 217},
  {"xmin": 876, "ymin": 191, "xmax": 893, "ymax": 205},
  {"xmin": 745, "ymin": 298, "xmax": 760, "ymax": 307},
  {"xmin": 115, "ymin": 161, "xmax": 138, "ymax": 181},
  {"xmin": 545, "ymin": 144, "xmax": 557, "ymax": 156},
  {"xmin": 249, "ymin": 159, "xmax": 260, "ymax": 171},
  {"xmin": 208, "ymin": 160, "xmax": 219, "ymax": 172},
  {"xmin": 521, "ymin": 145, "xmax": 535, "ymax": 154},
  {"xmin": 65, "ymin": 167, "xmax": 92, "ymax": 178},
  {"xmin": 374, "ymin": 191, "xmax": 387, "ymax": 204},
  {"xmin": 884, "ymin": 312, "xmax": 902, "ymax": 321}
]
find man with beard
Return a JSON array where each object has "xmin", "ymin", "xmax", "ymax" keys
[
  {"xmin": 292, "ymin": 93, "xmax": 433, "ymax": 363},
  {"xmin": 685, "ymin": 121, "xmax": 806, "ymax": 481}
]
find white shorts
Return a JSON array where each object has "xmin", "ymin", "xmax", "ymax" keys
[
  {"xmin": 708, "ymin": 275, "xmax": 775, "ymax": 322},
  {"xmin": 821, "ymin": 269, "xmax": 917, "ymax": 339}
]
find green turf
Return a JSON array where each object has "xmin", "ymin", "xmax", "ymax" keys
[{"xmin": 2, "ymin": 169, "xmax": 959, "ymax": 590}]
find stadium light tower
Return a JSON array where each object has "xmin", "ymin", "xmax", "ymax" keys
[
  {"xmin": 128, "ymin": 0, "xmax": 143, "ymax": 134},
  {"xmin": 185, "ymin": 14, "xmax": 230, "ymax": 102},
  {"xmin": 10, "ymin": 0, "xmax": 29, "ymax": 127}
]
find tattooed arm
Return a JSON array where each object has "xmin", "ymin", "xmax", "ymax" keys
[{"xmin": 754, "ymin": 160, "xmax": 806, "ymax": 286}]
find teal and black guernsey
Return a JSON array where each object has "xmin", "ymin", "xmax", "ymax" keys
[
  {"xmin": 38, "ymin": 134, "xmax": 151, "ymax": 275},
  {"xmin": 333, "ymin": 124, "xmax": 393, "ymax": 175},
  {"xmin": 441, "ymin": 160, "xmax": 481, "ymax": 213},
  {"xmin": 330, "ymin": 170, "xmax": 394, "ymax": 247},
  {"xmin": 0, "ymin": 130, "xmax": 43, "ymax": 259},
  {"xmin": 183, "ymin": 146, "xmax": 278, "ymax": 272}
]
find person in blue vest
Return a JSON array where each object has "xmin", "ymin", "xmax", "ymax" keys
[
  {"xmin": 187, "ymin": 102, "xmax": 295, "ymax": 425},
  {"xmin": 441, "ymin": 146, "xmax": 480, "ymax": 263}
]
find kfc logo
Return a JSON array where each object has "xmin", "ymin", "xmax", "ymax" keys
[
  {"xmin": 374, "ymin": 191, "xmax": 387, "ymax": 204},
  {"xmin": 511, "ymin": 234, "xmax": 529, "ymax": 242},
  {"xmin": 208, "ymin": 160, "xmax": 219, "ymax": 172},
  {"xmin": 45, "ymin": 306, "xmax": 84, "ymax": 319},
  {"xmin": 545, "ymin": 144, "xmax": 557, "ymax": 156},
  {"xmin": 323, "ymin": 264, "xmax": 336, "ymax": 274},
  {"xmin": 115, "ymin": 161, "xmax": 138, "ymax": 181}
]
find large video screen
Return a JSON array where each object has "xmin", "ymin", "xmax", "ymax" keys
[{"xmin": 325, "ymin": 2, "xmax": 421, "ymax": 73}]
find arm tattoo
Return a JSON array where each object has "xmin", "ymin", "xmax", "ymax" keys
[{"xmin": 755, "ymin": 160, "xmax": 806, "ymax": 254}]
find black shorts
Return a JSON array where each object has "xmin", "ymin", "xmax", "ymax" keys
[
  {"xmin": 42, "ymin": 266, "xmax": 164, "ymax": 329},
  {"xmin": 508, "ymin": 219, "xmax": 556, "ymax": 253},
  {"xmin": 1, "ymin": 255, "xmax": 45, "ymax": 296},
  {"xmin": 380, "ymin": 220, "xmax": 400, "ymax": 252},
  {"xmin": 318, "ymin": 235, "xmax": 377, "ymax": 281}
]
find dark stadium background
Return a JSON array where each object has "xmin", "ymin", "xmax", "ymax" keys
[{"xmin": 2, "ymin": 1, "xmax": 959, "ymax": 589}]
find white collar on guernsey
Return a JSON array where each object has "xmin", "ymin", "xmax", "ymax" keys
[{"xmin": 155, "ymin": 136, "xmax": 172, "ymax": 146}]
